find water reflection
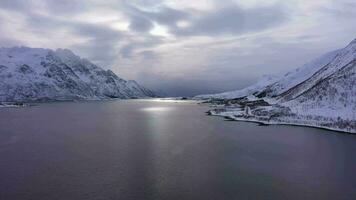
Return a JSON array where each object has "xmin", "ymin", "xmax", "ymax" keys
[
  {"xmin": 0, "ymin": 100, "xmax": 355, "ymax": 200},
  {"xmin": 141, "ymin": 107, "xmax": 174, "ymax": 112}
]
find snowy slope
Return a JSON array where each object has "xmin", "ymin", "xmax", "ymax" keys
[
  {"xmin": 286, "ymin": 59, "xmax": 356, "ymax": 120},
  {"xmin": 0, "ymin": 46, "xmax": 156, "ymax": 102},
  {"xmin": 195, "ymin": 48, "xmax": 342, "ymax": 100},
  {"xmin": 202, "ymin": 38, "xmax": 356, "ymax": 133},
  {"xmin": 259, "ymin": 49, "xmax": 342, "ymax": 98},
  {"xmin": 281, "ymin": 39, "xmax": 356, "ymax": 119},
  {"xmin": 277, "ymin": 38, "xmax": 356, "ymax": 101},
  {"xmin": 194, "ymin": 75, "xmax": 279, "ymax": 99}
]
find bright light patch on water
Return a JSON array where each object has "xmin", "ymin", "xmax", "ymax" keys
[
  {"xmin": 149, "ymin": 99, "xmax": 180, "ymax": 103},
  {"xmin": 141, "ymin": 107, "xmax": 174, "ymax": 112}
]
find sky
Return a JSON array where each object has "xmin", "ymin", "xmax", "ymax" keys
[{"xmin": 0, "ymin": 0, "xmax": 355, "ymax": 96}]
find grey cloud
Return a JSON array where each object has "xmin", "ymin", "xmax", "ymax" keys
[
  {"xmin": 17, "ymin": 11, "xmax": 122, "ymax": 67},
  {"xmin": 319, "ymin": 1, "xmax": 356, "ymax": 18},
  {"xmin": 0, "ymin": 37, "xmax": 21, "ymax": 47},
  {"xmin": 124, "ymin": 3, "xmax": 287, "ymax": 37},
  {"xmin": 144, "ymin": 6, "xmax": 190, "ymax": 26},
  {"xmin": 44, "ymin": 0, "xmax": 88, "ymax": 15},
  {"xmin": 25, "ymin": 13, "xmax": 62, "ymax": 30},
  {"xmin": 124, "ymin": 4, "xmax": 189, "ymax": 32},
  {"xmin": 120, "ymin": 45, "xmax": 134, "ymax": 58},
  {"xmin": 24, "ymin": 12, "xmax": 121, "ymax": 37},
  {"xmin": 71, "ymin": 42, "xmax": 120, "ymax": 67},
  {"xmin": 139, "ymin": 50, "xmax": 156, "ymax": 60},
  {"xmin": 0, "ymin": 0, "xmax": 89, "ymax": 15},
  {"xmin": 69, "ymin": 23, "xmax": 122, "ymax": 67},
  {"xmin": 120, "ymin": 35, "xmax": 163, "ymax": 58},
  {"xmin": 0, "ymin": 1, "xmax": 160, "ymax": 67},
  {"xmin": 127, "ymin": 0, "xmax": 164, "ymax": 7},
  {"xmin": 73, "ymin": 23, "xmax": 121, "ymax": 41},
  {"xmin": 129, "ymin": 15, "xmax": 154, "ymax": 32},
  {"xmin": 0, "ymin": 0, "xmax": 32, "ymax": 11},
  {"xmin": 24, "ymin": 11, "xmax": 121, "ymax": 41},
  {"xmin": 172, "ymin": 5, "xmax": 288, "ymax": 36}
]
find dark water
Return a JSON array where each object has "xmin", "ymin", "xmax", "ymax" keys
[{"xmin": 0, "ymin": 100, "xmax": 355, "ymax": 200}]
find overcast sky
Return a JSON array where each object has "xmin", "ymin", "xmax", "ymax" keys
[{"xmin": 0, "ymin": 0, "xmax": 355, "ymax": 96}]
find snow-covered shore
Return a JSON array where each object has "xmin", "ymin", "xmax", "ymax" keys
[
  {"xmin": 0, "ymin": 102, "xmax": 28, "ymax": 108},
  {"xmin": 196, "ymin": 38, "xmax": 356, "ymax": 134},
  {"xmin": 207, "ymin": 104, "xmax": 356, "ymax": 134}
]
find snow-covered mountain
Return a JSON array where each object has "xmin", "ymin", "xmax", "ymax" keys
[
  {"xmin": 0, "ymin": 47, "xmax": 157, "ymax": 102},
  {"xmin": 198, "ymin": 38, "xmax": 356, "ymax": 133},
  {"xmin": 194, "ymin": 75, "xmax": 279, "ymax": 100},
  {"xmin": 282, "ymin": 38, "xmax": 356, "ymax": 120},
  {"xmin": 195, "ymin": 46, "xmax": 343, "ymax": 100}
]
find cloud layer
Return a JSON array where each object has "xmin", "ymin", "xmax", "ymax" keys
[{"xmin": 0, "ymin": 0, "xmax": 355, "ymax": 96}]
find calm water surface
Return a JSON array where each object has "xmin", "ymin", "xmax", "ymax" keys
[{"xmin": 0, "ymin": 100, "xmax": 355, "ymax": 200}]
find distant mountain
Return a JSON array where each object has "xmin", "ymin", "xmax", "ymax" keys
[
  {"xmin": 194, "ymin": 74, "xmax": 279, "ymax": 100},
  {"xmin": 0, "ymin": 47, "xmax": 157, "ymax": 102},
  {"xmin": 197, "ymin": 38, "xmax": 356, "ymax": 133}
]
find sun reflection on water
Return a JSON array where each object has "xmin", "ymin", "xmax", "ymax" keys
[{"xmin": 141, "ymin": 107, "xmax": 174, "ymax": 112}]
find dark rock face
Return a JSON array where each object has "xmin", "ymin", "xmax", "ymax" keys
[
  {"xmin": 17, "ymin": 64, "xmax": 34, "ymax": 74},
  {"xmin": 0, "ymin": 47, "xmax": 157, "ymax": 102}
]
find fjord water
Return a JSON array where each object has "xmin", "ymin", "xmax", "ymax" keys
[{"xmin": 0, "ymin": 100, "xmax": 355, "ymax": 200}]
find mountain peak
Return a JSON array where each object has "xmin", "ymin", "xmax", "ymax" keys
[
  {"xmin": 128, "ymin": 80, "xmax": 138, "ymax": 84},
  {"xmin": 349, "ymin": 38, "xmax": 356, "ymax": 45},
  {"xmin": 0, "ymin": 46, "xmax": 156, "ymax": 102},
  {"xmin": 55, "ymin": 48, "xmax": 81, "ymax": 63},
  {"xmin": 56, "ymin": 48, "xmax": 76, "ymax": 56}
]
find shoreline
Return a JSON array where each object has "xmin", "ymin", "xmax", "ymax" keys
[{"xmin": 208, "ymin": 111, "xmax": 356, "ymax": 134}]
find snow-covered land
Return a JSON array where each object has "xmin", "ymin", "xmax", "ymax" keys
[
  {"xmin": 0, "ymin": 47, "xmax": 157, "ymax": 102},
  {"xmin": 197, "ymin": 38, "xmax": 356, "ymax": 133},
  {"xmin": 194, "ymin": 75, "xmax": 279, "ymax": 100}
]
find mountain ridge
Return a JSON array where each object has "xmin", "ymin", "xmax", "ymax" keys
[{"xmin": 0, "ymin": 46, "xmax": 157, "ymax": 102}]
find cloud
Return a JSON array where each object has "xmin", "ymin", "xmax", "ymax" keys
[
  {"xmin": 171, "ymin": 4, "xmax": 288, "ymax": 36},
  {"xmin": 139, "ymin": 50, "xmax": 156, "ymax": 60},
  {"xmin": 143, "ymin": 6, "xmax": 190, "ymax": 26},
  {"xmin": 0, "ymin": 0, "xmax": 122, "ymax": 67},
  {"xmin": 18, "ymin": 11, "xmax": 123, "ymax": 66},
  {"xmin": 124, "ymin": 4, "xmax": 189, "ymax": 33},
  {"xmin": 120, "ymin": 34, "xmax": 163, "ymax": 58},
  {"xmin": 0, "ymin": 0, "xmax": 355, "ymax": 96},
  {"xmin": 0, "ymin": 0, "xmax": 32, "ymax": 11},
  {"xmin": 123, "ymin": 2, "xmax": 287, "ymax": 37},
  {"xmin": 43, "ymin": 0, "xmax": 89, "ymax": 15},
  {"xmin": 129, "ymin": 15, "xmax": 154, "ymax": 32},
  {"xmin": 318, "ymin": 0, "xmax": 356, "ymax": 18}
]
